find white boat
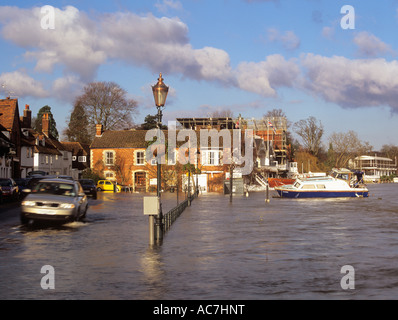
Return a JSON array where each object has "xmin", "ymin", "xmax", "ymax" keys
[{"xmin": 275, "ymin": 176, "xmax": 369, "ymax": 198}]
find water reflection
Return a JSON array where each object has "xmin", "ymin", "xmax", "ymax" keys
[{"xmin": 139, "ymin": 248, "xmax": 167, "ymax": 299}]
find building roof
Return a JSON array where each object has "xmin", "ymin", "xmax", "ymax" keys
[
  {"xmin": 61, "ymin": 141, "xmax": 89, "ymax": 156},
  {"xmin": 0, "ymin": 98, "xmax": 19, "ymax": 131},
  {"xmin": 355, "ymin": 155, "xmax": 394, "ymax": 162},
  {"xmin": 90, "ymin": 130, "xmax": 154, "ymax": 149}
]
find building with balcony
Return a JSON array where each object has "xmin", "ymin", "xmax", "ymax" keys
[{"xmin": 352, "ymin": 155, "xmax": 397, "ymax": 182}]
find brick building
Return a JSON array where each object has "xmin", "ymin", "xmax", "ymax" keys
[{"xmin": 90, "ymin": 124, "xmax": 234, "ymax": 192}]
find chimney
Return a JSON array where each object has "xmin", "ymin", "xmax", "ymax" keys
[
  {"xmin": 42, "ymin": 113, "xmax": 50, "ymax": 136},
  {"xmin": 20, "ymin": 104, "xmax": 32, "ymax": 128},
  {"xmin": 96, "ymin": 124, "xmax": 103, "ymax": 137}
]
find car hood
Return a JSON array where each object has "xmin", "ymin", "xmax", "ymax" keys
[{"xmin": 24, "ymin": 193, "xmax": 76, "ymax": 203}]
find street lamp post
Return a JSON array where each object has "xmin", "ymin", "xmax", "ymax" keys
[
  {"xmin": 152, "ymin": 73, "xmax": 169, "ymax": 244},
  {"xmin": 196, "ymin": 150, "xmax": 200, "ymax": 196}
]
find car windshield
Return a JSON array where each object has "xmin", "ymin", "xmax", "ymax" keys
[
  {"xmin": 0, "ymin": 179, "xmax": 12, "ymax": 187},
  {"xmin": 33, "ymin": 182, "xmax": 76, "ymax": 197}
]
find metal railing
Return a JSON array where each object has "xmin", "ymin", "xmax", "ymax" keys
[{"xmin": 162, "ymin": 192, "xmax": 198, "ymax": 233}]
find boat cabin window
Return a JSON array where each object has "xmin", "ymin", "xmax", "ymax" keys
[
  {"xmin": 294, "ymin": 182, "xmax": 301, "ymax": 188},
  {"xmin": 316, "ymin": 184, "xmax": 326, "ymax": 189},
  {"xmin": 302, "ymin": 184, "xmax": 316, "ymax": 189}
]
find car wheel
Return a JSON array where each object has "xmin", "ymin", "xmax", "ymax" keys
[
  {"xmin": 97, "ymin": 187, "xmax": 102, "ymax": 191},
  {"xmin": 79, "ymin": 205, "xmax": 87, "ymax": 221}
]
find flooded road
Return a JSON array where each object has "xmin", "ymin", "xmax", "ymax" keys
[{"xmin": 1, "ymin": 184, "xmax": 398, "ymax": 300}]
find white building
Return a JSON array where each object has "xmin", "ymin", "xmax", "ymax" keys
[{"xmin": 352, "ymin": 155, "xmax": 397, "ymax": 182}]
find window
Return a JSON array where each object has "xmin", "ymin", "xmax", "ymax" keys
[
  {"xmin": 63, "ymin": 151, "xmax": 68, "ymax": 160},
  {"xmin": 78, "ymin": 156, "xmax": 87, "ymax": 163},
  {"xmin": 302, "ymin": 184, "xmax": 316, "ymax": 189},
  {"xmin": 104, "ymin": 171, "xmax": 115, "ymax": 180},
  {"xmin": 202, "ymin": 150, "xmax": 221, "ymax": 166},
  {"xmin": 136, "ymin": 151, "xmax": 145, "ymax": 165},
  {"xmin": 72, "ymin": 156, "xmax": 77, "ymax": 161},
  {"xmin": 316, "ymin": 184, "xmax": 326, "ymax": 189},
  {"xmin": 105, "ymin": 151, "xmax": 114, "ymax": 166}
]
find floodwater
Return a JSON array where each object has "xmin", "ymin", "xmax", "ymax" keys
[{"xmin": 1, "ymin": 184, "xmax": 398, "ymax": 300}]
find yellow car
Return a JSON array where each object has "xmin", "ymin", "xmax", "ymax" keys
[{"xmin": 96, "ymin": 180, "xmax": 122, "ymax": 193}]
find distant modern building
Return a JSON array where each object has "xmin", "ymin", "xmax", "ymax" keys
[{"xmin": 352, "ymin": 155, "xmax": 397, "ymax": 182}]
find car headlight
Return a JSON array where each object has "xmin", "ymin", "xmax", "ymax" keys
[
  {"xmin": 60, "ymin": 203, "xmax": 75, "ymax": 209},
  {"xmin": 21, "ymin": 201, "xmax": 36, "ymax": 206}
]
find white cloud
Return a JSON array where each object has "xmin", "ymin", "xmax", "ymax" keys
[
  {"xmin": 353, "ymin": 31, "xmax": 394, "ymax": 57},
  {"xmin": 0, "ymin": 5, "xmax": 298, "ymax": 100},
  {"xmin": 0, "ymin": 70, "xmax": 48, "ymax": 98},
  {"xmin": 236, "ymin": 55, "xmax": 300, "ymax": 96},
  {"xmin": 155, "ymin": 0, "xmax": 183, "ymax": 14},
  {"xmin": 322, "ymin": 26, "xmax": 334, "ymax": 40},
  {"xmin": 301, "ymin": 54, "xmax": 398, "ymax": 112},
  {"xmin": 267, "ymin": 28, "xmax": 300, "ymax": 51}
]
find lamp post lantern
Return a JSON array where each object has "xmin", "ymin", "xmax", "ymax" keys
[{"xmin": 152, "ymin": 73, "xmax": 169, "ymax": 244}]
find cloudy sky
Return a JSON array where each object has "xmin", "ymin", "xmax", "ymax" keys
[{"xmin": 0, "ymin": 0, "xmax": 397, "ymax": 150}]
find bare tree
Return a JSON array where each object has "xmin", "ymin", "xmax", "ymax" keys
[
  {"xmin": 293, "ymin": 116, "xmax": 324, "ymax": 156},
  {"xmin": 76, "ymin": 81, "xmax": 138, "ymax": 136},
  {"xmin": 380, "ymin": 144, "xmax": 398, "ymax": 160},
  {"xmin": 329, "ymin": 130, "xmax": 373, "ymax": 168},
  {"xmin": 210, "ymin": 109, "xmax": 234, "ymax": 118}
]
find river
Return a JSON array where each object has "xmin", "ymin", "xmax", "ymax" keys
[{"xmin": 1, "ymin": 184, "xmax": 398, "ymax": 300}]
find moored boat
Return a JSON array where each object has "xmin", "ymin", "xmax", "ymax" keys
[
  {"xmin": 268, "ymin": 178, "xmax": 296, "ymax": 188},
  {"xmin": 275, "ymin": 176, "xmax": 369, "ymax": 198}
]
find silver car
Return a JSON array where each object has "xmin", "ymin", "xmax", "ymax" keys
[{"xmin": 20, "ymin": 178, "xmax": 88, "ymax": 224}]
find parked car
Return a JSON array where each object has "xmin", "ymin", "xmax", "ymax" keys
[
  {"xmin": 14, "ymin": 178, "xmax": 29, "ymax": 190},
  {"xmin": 79, "ymin": 179, "xmax": 97, "ymax": 199},
  {"xmin": 0, "ymin": 178, "xmax": 19, "ymax": 201},
  {"xmin": 0, "ymin": 186, "xmax": 3, "ymax": 204},
  {"xmin": 14, "ymin": 178, "xmax": 29, "ymax": 199},
  {"xmin": 20, "ymin": 178, "xmax": 88, "ymax": 224},
  {"xmin": 96, "ymin": 180, "xmax": 122, "ymax": 193}
]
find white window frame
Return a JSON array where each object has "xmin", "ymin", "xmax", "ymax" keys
[
  {"xmin": 202, "ymin": 150, "xmax": 222, "ymax": 166},
  {"xmin": 104, "ymin": 171, "xmax": 115, "ymax": 180},
  {"xmin": 104, "ymin": 151, "xmax": 115, "ymax": 166},
  {"xmin": 135, "ymin": 150, "xmax": 145, "ymax": 166},
  {"xmin": 78, "ymin": 156, "xmax": 87, "ymax": 163}
]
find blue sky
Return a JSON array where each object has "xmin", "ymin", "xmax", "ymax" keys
[{"xmin": 0, "ymin": 0, "xmax": 398, "ymax": 150}]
